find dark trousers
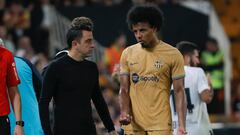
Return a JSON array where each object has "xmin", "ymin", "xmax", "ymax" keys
[{"xmin": 0, "ymin": 115, "xmax": 10, "ymax": 135}]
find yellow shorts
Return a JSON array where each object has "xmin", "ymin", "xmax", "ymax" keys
[{"xmin": 133, "ymin": 130, "xmax": 172, "ymax": 135}]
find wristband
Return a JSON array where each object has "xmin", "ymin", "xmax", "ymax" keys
[{"xmin": 16, "ymin": 121, "xmax": 24, "ymax": 127}]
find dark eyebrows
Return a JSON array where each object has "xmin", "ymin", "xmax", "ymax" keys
[{"xmin": 85, "ymin": 38, "xmax": 93, "ymax": 43}]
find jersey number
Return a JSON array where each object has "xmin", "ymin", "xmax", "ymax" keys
[{"xmin": 171, "ymin": 88, "xmax": 194, "ymax": 114}]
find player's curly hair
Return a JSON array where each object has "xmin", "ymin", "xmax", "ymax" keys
[
  {"xmin": 127, "ymin": 4, "xmax": 164, "ymax": 31},
  {"xmin": 66, "ymin": 17, "xmax": 94, "ymax": 49}
]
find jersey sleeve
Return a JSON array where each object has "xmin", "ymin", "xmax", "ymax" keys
[
  {"xmin": 19, "ymin": 57, "xmax": 43, "ymax": 101},
  {"xmin": 39, "ymin": 62, "xmax": 58, "ymax": 135},
  {"xmin": 91, "ymin": 64, "xmax": 115, "ymax": 132},
  {"xmin": 197, "ymin": 68, "xmax": 210, "ymax": 94},
  {"xmin": 171, "ymin": 50, "xmax": 185, "ymax": 80},
  {"xmin": 7, "ymin": 53, "xmax": 20, "ymax": 87},
  {"xmin": 120, "ymin": 48, "xmax": 129, "ymax": 76}
]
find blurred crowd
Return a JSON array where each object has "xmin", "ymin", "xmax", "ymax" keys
[{"xmin": 0, "ymin": 0, "xmax": 53, "ymax": 72}]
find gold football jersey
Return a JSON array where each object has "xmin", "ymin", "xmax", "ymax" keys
[{"xmin": 120, "ymin": 41, "xmax": 185, "ymax": 131}]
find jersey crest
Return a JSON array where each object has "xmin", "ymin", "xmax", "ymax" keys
[{"xmin": 154, "ymin": 60, "xmax": 163, "ymax": 69}]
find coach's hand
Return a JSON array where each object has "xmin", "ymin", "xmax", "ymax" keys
[
  {"xmin": 109, "ymin": 130, "xmax": 118, "ymax": 135},
  {"xmin": 119, "ymin": 112, "xmax": 131, "ymax": 125}
]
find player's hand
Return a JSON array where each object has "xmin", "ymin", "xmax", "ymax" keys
[
  {"xmin": 119, "ymin": 112, "xmax": 131, "ymax": 125},
  {"xmin": 109, "ymin": 130, "xmax": 118, "ymax": 135},
  {"xmin": 14, "ymin": 125, "xmax": 24, "ymax": 135},
  {"xmin": 177, "ymin": 127, "xmax": 187, "ymax": 135},
  {"xmin": 206, "ymin": 73, "xmax": 214, "ymax": 96},
  {"xmin": 206, "ymin": 73, "xmax": 212, "ymax": 89}
]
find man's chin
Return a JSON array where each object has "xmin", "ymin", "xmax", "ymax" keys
[
  {"xmin": 86, "ymin": 54, "xmax": 92, "ymax": 58},
  {"xmin": 190, "ymin": 63, "xmax": 198, "ymax": 67},
  {"xmin": 140, "ymin": 42, "xmax": 151, "ymax": 48},
  {"xmin": 87, "ymin": 53, "xmax": 93, "ymax": 57},
  {"xmin": 82, "ymin": 53, "xmax": 92, "ymax": 59}
]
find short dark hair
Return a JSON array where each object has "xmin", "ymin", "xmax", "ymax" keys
[
  {"xmin": 176, "ymin": 41, "xmax": 198, "ymax": 56},
  {"xmin": 66, "ymin": 17, "xmax": 94, "ymax": 49},
  {"xmin": 127, "ymin": 4, "xmax": 164, "ymax": 31}
]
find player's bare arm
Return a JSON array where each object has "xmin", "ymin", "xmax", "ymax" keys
[
  {"xmin": 200, "ymin": 89, "xmax": 213, "ymax": 104},
  {"xmin": 119, "ymin": 74, "xmax": 131, "ymax": 125},
  {"xmin": 173, "ymin": 78, "xmax": 187, "ymax": 135},
  {"xmin": 8, "ymin": 86, "xmax": 24, "ymax": 135},
  {"xmin": 200, "ymin": 73, "xmax": 214, "ymax": 104}
]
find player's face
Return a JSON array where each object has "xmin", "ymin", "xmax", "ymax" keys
[
  {"xmin": 132, "ymin": 22, "xmax": 157, "ymax": 48},
  {"xmin": 76, "ymin": 30, "xmax": 95, "ymax": 58},
  {"xmin": 190, "ymin": 49, "xmax": 200, "ymax": 67}
]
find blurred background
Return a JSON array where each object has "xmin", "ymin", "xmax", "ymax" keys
[{"xmin": 1, "ymin": 0, "xmax": 240, "ymax": 134}]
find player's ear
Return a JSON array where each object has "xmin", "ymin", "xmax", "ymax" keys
[
  {"xmin": 72, "ymin": 40, "xmax": 78, "ymax": 47},
  {"xmin": 152, "ymin": 27, "xmax": 157, "ymax": 33}
]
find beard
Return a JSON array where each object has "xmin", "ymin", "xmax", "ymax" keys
[
  {"xmin": 140, "ymin": 42, "xmax": 151, "ymax": 48},
  {"xmin": 190, "ymin": 59, "xmax": 198, "ymax": 67}
]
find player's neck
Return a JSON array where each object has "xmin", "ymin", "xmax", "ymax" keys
[
  {"xmin": 68, "ymin": 50, "xmax": 84, "ymax": 62},
  {"xmin": 184, "ymin": 60, "xmax": 191, "ymax": 66},
  {"xmin": 184, "ymin": 56, "xmax": 190, "ymax": 66},
  {"xmin": 147, "ymin": 38, "xmax": 160, "ymax": 49},
  {"xmin": 185, "ymin": 63, "xmax": 190, "ymax": 66}
]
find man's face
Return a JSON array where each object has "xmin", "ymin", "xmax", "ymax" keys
[
  {"xmin": 206, "ymin": 41, "xmax": 218, "ymax": 52},
  {"xmin": 190, "ymin": 49, "xmax": 200, "ymax": 67},
  {"xmin": 132, "ymin": 22, "xmax": 156, "ymax": 48},
  {"xmin": 75, "ymin": 30, "xmax": 95, "ymax": 58}
]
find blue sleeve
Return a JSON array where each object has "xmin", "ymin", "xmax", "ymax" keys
[{"xmin": 15, "ymin": 56, "xmax": 43, "ymax": 101}]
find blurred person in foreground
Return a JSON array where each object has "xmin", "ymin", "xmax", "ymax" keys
[
  {"xmin": 119, "ymin": 4, "xmax": 187, "ymax": 135},
  {"xmin": 39, "ymin": 17, "xmax": 117, "ymax": 135},
  {"xmin": 0, "ymin": 39, "xmax": 24, "ymax": 135},
  {"xmin": 171, "ymin": 41, "xmax": 214, "ymax": 135}
]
